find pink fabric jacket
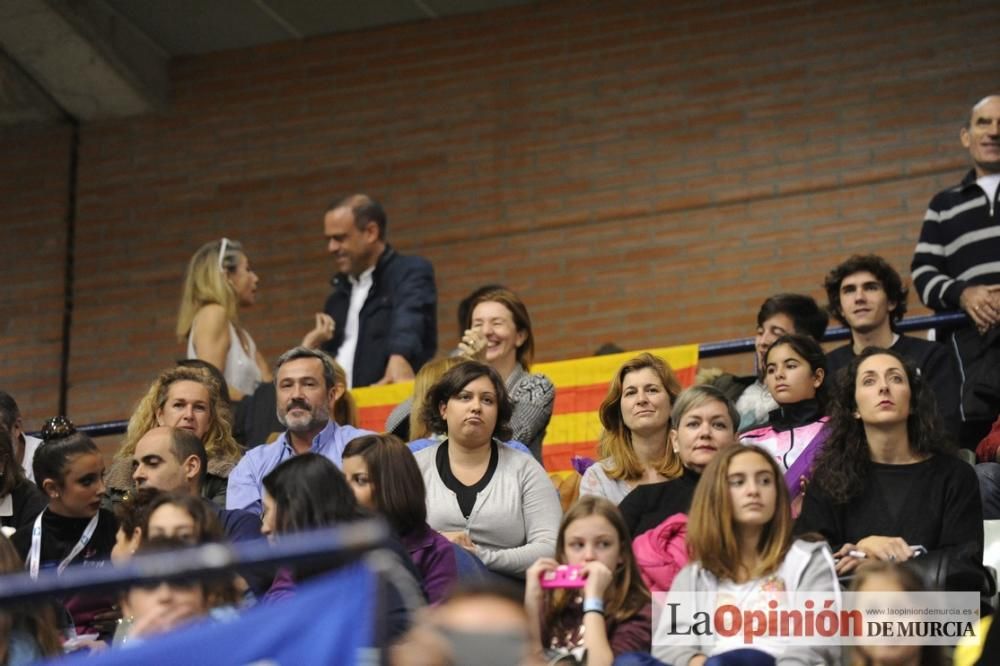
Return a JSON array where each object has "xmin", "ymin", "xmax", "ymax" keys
[{"xmin": 632, "ymin": 513, "xmax": 689, "ymax": 593}]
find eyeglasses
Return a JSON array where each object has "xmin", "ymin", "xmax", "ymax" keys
[{"xmin": 218, "ymin": 237, "xmax": 230, "ymax": 273}]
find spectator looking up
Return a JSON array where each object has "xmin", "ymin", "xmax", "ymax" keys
[{"xmin": 795, "ymin": 348, "xmax": 985, "ymax": 592}]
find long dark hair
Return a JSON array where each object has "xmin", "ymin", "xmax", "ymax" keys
[
  {"xmin": 342, "ymin": 434, "xmax": 426, "ymax": 537},
  {"xmin": 0, "ymin": 429, "xmax": 26, "ymax": 497},
  {"xmin": 811, "ymin": 347, "xmax": 952, "ymax": 503},
  {"xmin": 262, "ymin": 453, "xmax": 361, "ymax": 534}
]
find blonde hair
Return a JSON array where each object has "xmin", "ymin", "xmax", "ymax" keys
[
  {"xmin": 408, "ymin": 356, "xmax": 464, "ymax": 439},
  {"xmin": 117, "ymin": 366, "xmax": 242, "ymax": 465},
  {"xmin": 686, "ymin": 446, "xmax": 793, "ymax": 582},
  {"xmin": 330, "ymin": 359, "xmax": 357, "ymax": 427},
  {"xmin": 176, "ymin": 239, "xmax": 245, "ymax": 341},
  {"xmin": 597, "ymin": 353, "xmax": 683, "ymax": 482}
]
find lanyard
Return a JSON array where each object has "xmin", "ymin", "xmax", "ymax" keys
[{"xmin": 28, "ymin": 509, "xmax": 100, "ymax": 580}]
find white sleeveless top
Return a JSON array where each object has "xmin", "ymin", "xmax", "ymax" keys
[{"xmin": 187, "ymin": 321, "xmax": 262, "ymax": 396}]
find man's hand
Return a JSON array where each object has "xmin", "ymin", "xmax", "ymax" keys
[
  {"xmin": 301, "ymin": 313, "xmax": 335, "ymax": 349},
  {"xmin": 960, "ymin": 285, "xmax": 1000, "ymax": 331},
  {"xmin": 376, "ymin": 354, "xmax": 415, "ymax": 384}
]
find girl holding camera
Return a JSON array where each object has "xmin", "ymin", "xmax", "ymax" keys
[{"xmin": 525, "ymin": 496, "xmax": 651, "ymax": 665}]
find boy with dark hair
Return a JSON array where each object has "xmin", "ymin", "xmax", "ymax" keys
[
  {"xmin": 823, "ymin": 255, "xmax": 961, "ymax": 443},
  {"xmin": 709, "ymin": 294, "xmax": 829, "ymax": 432}
]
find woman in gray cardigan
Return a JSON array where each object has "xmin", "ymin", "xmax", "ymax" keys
[{"xmin": 414, "ymin": 361, "xmax": 562, "ymax": 579}]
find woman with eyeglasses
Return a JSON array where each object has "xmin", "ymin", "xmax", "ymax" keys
[{"xmin": 177, "ymin": 238, "xmax": 335, "ymax": 399}]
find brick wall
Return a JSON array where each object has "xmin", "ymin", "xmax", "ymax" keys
[
  {"xmin": 2, "ymin": 0, "xmax": 999, "ymax": 430},
  {"xmin": 0, "ymin": 124, "xmax": 72, "ymax": 426}
]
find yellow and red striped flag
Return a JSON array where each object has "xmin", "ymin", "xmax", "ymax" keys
[{"xmin": 351, "ymin": 344, "xmax": 699, "ymax": 473}]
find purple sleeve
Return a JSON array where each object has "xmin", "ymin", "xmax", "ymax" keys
[
  {"xmin": 404, "ymin": 527, "xmax": 459, "ymax": 605},
  {"xmin": 262, "ymin": 568, "xmax": 296, "ymax": 603},
  {"xmin": 609, "ymin": 602, "xmax": 652, "ymax": 655}
]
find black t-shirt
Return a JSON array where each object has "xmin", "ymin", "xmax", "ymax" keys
[
  {"xmin": 12, "ymin": 507, "xmax": 118, "ymax": 565},
  {"xmin": 617, "ymin": 467, "xmax": 700, "ymax": 538},
  {"xmin": 436, "ymin": 440, "xmax": 499, "ymax": 518},
  {"xmin": 796, "ymin": 454, "xmax": 983, "ymax": 557},
  {"xmin": 11, "ymin": 507, "xmax": 119, "ymax": 639}
]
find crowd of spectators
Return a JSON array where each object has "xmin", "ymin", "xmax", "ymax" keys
[{"xmin": 0, "ymin": 94, "xmax": 998, "ymax": 664}]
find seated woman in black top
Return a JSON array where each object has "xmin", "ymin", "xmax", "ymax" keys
[
  {"xmin": 796, "ymin": 348, "xmax": 983, "ymax": 586},
  {"xmin": 618, "ymin": 385, "xmax": 739, "ymax": 538},
  {"xmin": 12, "ymin": 418, "xmax": 119, "ymax": 642}
]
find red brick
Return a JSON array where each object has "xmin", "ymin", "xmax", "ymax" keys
[{"xmin": 1, "ymin": 0, "xmax": 998, "ymax": 427}]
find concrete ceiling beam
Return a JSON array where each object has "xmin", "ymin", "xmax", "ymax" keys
[{"xmin": 0, "ymin": 0, "xmax": 167, "ymax": 122}]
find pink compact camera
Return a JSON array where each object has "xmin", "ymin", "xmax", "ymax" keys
[{"xmin": 540, "ymin": 564, "xmax": 586, "ymax": 589}]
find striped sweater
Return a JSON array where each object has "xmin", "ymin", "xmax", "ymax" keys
[{"xmin": 910, "ymin": 169, "xmax": 1000, "ymax": 311}]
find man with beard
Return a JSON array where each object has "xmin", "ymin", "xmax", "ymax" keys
[{"xmin": 226, "ymin": 347, "xmax": 373, "ymax": 516}]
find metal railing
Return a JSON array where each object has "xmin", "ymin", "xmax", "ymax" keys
[
  {"xmin": 0, "ymin": 519, "xmax": 389, "ymax": 606},
  {"xmin": 63, "ymin": 311, "xmax": 970, "ymax": 440}
]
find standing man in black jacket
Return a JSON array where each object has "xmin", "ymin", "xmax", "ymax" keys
[
  {"xmin": 823, "ymin": 254, "xmax": 962, "ymax": 444},
  {"xmin": 910, "ymin": 94, "xmax": 1000, "ymax": 446},
  {"xmin": 321, "ymin": 194, "xmax": 437, "ymax": 388}
]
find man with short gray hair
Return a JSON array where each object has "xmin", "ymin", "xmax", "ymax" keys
[{"xmin": 226, "ymin": 347, "xmax": 373, "ymax": 516}]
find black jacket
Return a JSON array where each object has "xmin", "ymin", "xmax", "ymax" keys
[
  {"xmin": 826, "ymin": 334, "xmax": 963, "ymax": 443},
  {"xmin": 322, "ymin": 245, "xmax": 437, "ymax": 387}
]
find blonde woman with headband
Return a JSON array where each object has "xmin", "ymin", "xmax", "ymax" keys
[{"xmin": 177, "ymin": 238, "xmax": 335, "ymax": 399}]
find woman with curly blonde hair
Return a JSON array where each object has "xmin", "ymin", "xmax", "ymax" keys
[
  {"xmin": 580, "ymin": 353, "xmax": 683, "ymax": 504},
  {"xmin": 106, "ymin": 365, "xmax": 243, "ymax": 506}
]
